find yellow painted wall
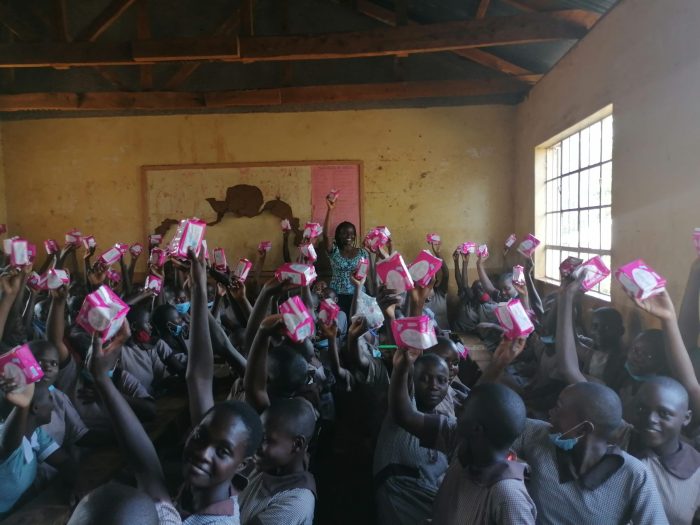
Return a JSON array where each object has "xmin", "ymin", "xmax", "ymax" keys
[
  {"xmin": 514, "ymin": 0, "xmax": 700, "ymax": 325},
  {"xmin": 2, "ymin": 106, "xmax": 515, "ymax": 280},
  {"xmin": 0, "ymin": 124, "xmax": 6, "ymax": 228}
]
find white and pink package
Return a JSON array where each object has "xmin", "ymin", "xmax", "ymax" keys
[
  {"xmin": 364, "ymin": 228, "xmax": 390, "ymax": 253},
  {"xmin": 327, "ymin": 189, "xmax": 340, "ymax": 203},
  {"xmin": 459, "ymin": 242, "xmax": 477, "ymax": 255},
  {"xmin": 426, "ymin": 233, "xmax": 441, "ymax": 245},
  {"xmin": 391, "ymin": 316, "xmax": 437, "ymax": 350},
  {"xmin": 512, "ymin": 265, "xmax": 526, "ymax": 286},
  {"xmin": 145, "ymin": 274, "xmax": 163, "ymax": 293},
  {"xmin": 516, "ymin": 234, "xmax": 540, "ymax": 258},
  {"xmin": 300, "ymin": 243, "xmax": 317, "ymax": 263},
  {"xmin": 258, "ymin": 241, "xmax": 272, "ymax": 253},
  {"xmin": 505, "ymin": 234, "xmax": 517, "ymax": 249},
  {"xmin": 275, "ymin": 263, "xmax": 318, "ymax": 286},
  {"xmin": 130, "ymin": 243, "xmax": 144, "ymax": 257},
  {"xmin": 5, "ymin": 238, "xmax": 34, "ymax": 267},
  {"xmin": 76, "ymin": 285, "xmax": 130, "ymax": 342},
  {"xmin": 65, "ymin": 229, "xmax": 82, "ymax": 246},
  {"xmin": 280, "ymin": 295, "xmax": 315, "ymax": 343},
  {"xmin": 477, "ymin": 244, "xmax": 489, "ymax": 258},
  {"xmin": 376, "ymin": 252, "xmax": 414, "ymax": 293},
  {"xmin": 233, "ymin": 258, "xmax": 253, "ymax": 282},
  {"xmin": 213, "ymin": 248, "xmax": 228, "ymax": 271},
  {"xmin": 27, "ymin": 272, "xmax": 47, "ymax": 292},
  {"xmin": 354, "ymin": 257, "xmax": 369, "ymax": 280},
  {"xmin": 44, "ymin": 239, "xmax": 59, "ymax": 255},
  {"xmin": 303, "ymin": 222, "xmax": 323, "ymax": 240},
  {"xmin": 0, "ymin": 344, "xmax": 44, "ymax": 386},
  {"xmin": 559, "ymin": 256, "xmax": 583, "ymax": 278},
  {"xmin": 115, "ymin": 243, "xmax": 129, "ymax": 255},
  {"xmin": 149, "ymin": 234, "xmax": 163, "ymax": 246},
  {"xmin": 98, "ymin": 245, "xmax": 123, "ymax": 266},
  {"xmin": 106, "ymin": 269, "xmax": 121, "ymax": 283},
  {"xmin": 167, "ymin": 218, "xmax": 207, "ymax": 259},
  {"xmin": 495, "ymin": 299, "xmax": 535, "ymax": 339},
  {"xmin": 693, "ymin": 228, "xmax": 700, "ymax": 255},
  {"xmin": 82, "ymin": 236, "xmax": 96, "ymax": 250},
  {"xmin": 572, "ymin": 256, "xmax": 611, "ymax": 292},
  {"xmin": 615, "ymin": 259, "xmax": 667, "ymax": 300},
  {"xmin": 46, "ymin": 269, "xmax": 69, "ymax": 290},
  {"xmin": 149, "ymin": 248, "xmax": 166, "ymax": 268},
  {"xmin": 318, "ymin": 298, "xmax": 340, "ymax": 325},
  {"xmin": 409, "ymin": 250, "xmax": 443, "ymax": 287},
  {"xmin": 201, "ymin": 240, "xmax": 211, "ymax": 263},
  {"xmin": 280, "ymin": 219, "xmax": 292, "ymax": 232}
]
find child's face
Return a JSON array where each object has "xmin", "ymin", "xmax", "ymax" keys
[
  {"xmin": 413, "ymin": 361, "xmax": 449, "ymax": 412},
  {"xmin": 432, "ymin": 345, "xmax": 459, "ymax": 383},
  {"xmin": 499, "ymin": 276, "xmax": 517, "ymax": 298},
  {"xmin": 321, "ymin": 288, "xmax": 338, "ymax": 303},
  {"xmin": 255, "ymin": 413, "xmax": 298, "ymax": 472},
  {"xmin": 626, "ymin": 334, "xmax": 664, "ymax": 376},
  {"xmin": 182, "ymin": 410, "xmax": 250, "ymax": 489},
  {"xmin": 35, "ymin": 346, "xmax": 60, "ymax": 386},
  {"xmin": 590, "ymin": 311, "xmax": 622, "ymax": 350},
  {"xmin": 632, "ymin": 382, "xmax": 688, "ymax": 451},
  {"xmin": 132, "ymin": 310, "xmax": 152, "ymax": 336}
]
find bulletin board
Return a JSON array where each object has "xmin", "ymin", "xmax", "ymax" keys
[{"xmin": 141, "ymin": 161, "xmax": 362, "ymax": 270}]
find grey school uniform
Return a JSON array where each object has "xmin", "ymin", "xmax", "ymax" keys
[
  {"xmin": 511, "ymin": 419, "xmax": 668, "ymax": 525},
  {"xmin": 155, "ymin": 496, "xmax": 240, "ymax": 524},
  {"xmin": 55, "ymin": 358, "xmax": 153, "ymax": 433},
  {"xmin": 422, "ymin": 413, "xmax": 536, "ymax": 525},
  {"xmin": 119, "ymin": 340, "xmax": 173, "ymax": 394},
  {"xmin": 239, "ymin": 470, "xmax": 316, "ymax": 525},
  {"xmin": 373, "ymin": 413, "xmax": 448, "ymax": 525}
]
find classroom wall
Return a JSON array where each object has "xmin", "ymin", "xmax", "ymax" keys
[
  {"xmin": 514, "ymin": 0, "xmax": 700, "ymax": 325},
  {"xmin": 0, "ymin": 125, "xmax": 6, "ymax": 229},
  {"xmin": 1, "ymin": 106, "xmax": 515, "ymax": 278}
]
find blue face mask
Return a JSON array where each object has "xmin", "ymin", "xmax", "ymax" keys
[
  {"xmin": 175, "ymin": 302, "xmax": 190, "ymax": 315},
  {"xmin": 548, "ymin": 421, "xmax": 590, "ymax": 451},
  {"xmin": 624, "ymin": 361, "xmax": 655, "ymax": 382},
  {"xmin": 169, "ymin": 323, "xmax": 184, "ymax": 337},
  {"xmin": 207, "ymin": 301, "xmax": 214, "ymax": 310}
]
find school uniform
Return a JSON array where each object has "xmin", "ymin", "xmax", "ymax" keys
[
  {"xmin": 119, "ymin": 339, "xmax": 174, "ymax": 395},
  {"xmin": 155, "ymin": 496, "xmax": 240, "ymax": 525},
  {"xmin": 0, "ymin": 425, "xmax": 59, "ymax": 515},
  {"xmin": 421, "ymin": 414, "xmax": 536, "ymax": 525},
  {"xmin": 427, "ymin": 290, "xmax": 449, "ymax": 331},
  {"xmin": 239, "ymin": 470, "xmax": 316, "ymax": 525},
  {"xmin": 373, "ymin": 412, "xmax": 448, "ymax": 525}
]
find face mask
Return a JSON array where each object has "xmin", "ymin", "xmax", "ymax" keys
[
  {"xmin": 207, "ymin": 301, "xmax": 214, "ymax": 309},
  {"xmin": 169, "ymin": 323, "xmax": 184, "ymax": 337},
  {"xmin": 548, "ymin": 421, "xmax": 590, "ymax": 451},
  {"xmin": 175, "ymin": 302, "xmax": 190, "ymax": 315},
  {"xmin": 624, "ymin": 361, "xmax": 656, "ymax": 382},
  {"xmin": 134, "ymin": 330, "xmax": 151, "ymax": 344},
  {"xmin": 479, "ymin": 293, "xmax": 491, "ymax": 303}
]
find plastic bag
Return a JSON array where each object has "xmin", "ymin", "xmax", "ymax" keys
[{"xmin": 351, "ymin": 291, "xmax": 384, "ymax": 329}]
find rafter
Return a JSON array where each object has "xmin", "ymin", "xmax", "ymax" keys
[
  {"xmin": 356, "ymin": 0, "xmax": 542, "ymax": 83},
  {"xmin": 0, "ymin": 78, "xmax": 527, "ymax": 111},
  {"xmin": 0, "ymin": 2, "xmax": 41, "ymax": 42},
  {"xmin": 240, "ymin": 0, "xmax": 254, "ymax": 36},
  {"xmin": 53, "ymin": 0, "xmax": 69, "ymax": 41},
  {"xmin": 476, "ymin": 0, "xmax": 492, "ymax": 19},
  {"xmin": 0, "ymin": 10, "xmax": 598, "ymax": 68},
  {"xmin": 137, "ymin": 0, "xmax": 152, "ymax": 90},
  {"xmin": 74, "ymin": 0, "xmax": 138, "ymax": 42}
]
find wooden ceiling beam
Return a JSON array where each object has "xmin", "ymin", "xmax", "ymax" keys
[
  {"xmin": 53, "ymin": 0, "xmax": 69, "ymax": 41},
  {"xmin": 0, "ymin": 2, "xmax": 42, "ymax": 42},
  {"xmin": 0, "ymin": 78, "xmax": 527, "ymax": 111},
  {"xmin": 74, "ymin": 0, "xmax": 139, "ymax": 42},
  {"xmin": 137, "ymin": 0, "xmax": 152, "ymax": 90},
  {"xmin": 476, "ymin": 0, "xmax": 492, "ymax": 19},
  {"xmin": 0, "ymin": 10, "xmax": 598, "ymax": 68},
  {"xmin": 499, "ymin": 0, "xmax": 565, "ymax": 12},
  {"xmin": 356, "ymin": 0, "xmax": 542, "ymax": 83}
]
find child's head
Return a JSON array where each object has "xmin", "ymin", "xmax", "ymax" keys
[
  {"xmin": 151, "ymin": 304, "xmax": 184, "ymax": 339},
  {"xmin": 30, "ymin": 381, "xmax": 54, "ymax": 426},
  {"xmin": 34, "ymin": 299, "xmax": 51, "ymax": 324},
  {"xmin": 256, "ymin": 398, "xmax": 317, "ymax": 473},
  {"xmin": 334, "ymin": 221, "xmax": 357, "ymax": 249},
  {"xmin": 458, "ymin": 383, "xmax": 525, "ymax": 455},
  {"xmin": 413, "ymin": 353, "xmax": 450, "ymax": 412},
  {"xmin": 471, "ymin": 280, "xmax": 489, "ymax": 303},
  {"xmin": 183, "ymin": 400, "xmax": 263, "ymax": 489},
  {"xmin": 427, "ymin": 336, "xmax": 460, "ymax": 383},
  {"xmin": 497, "ymin": 272, "xmax": 517, "ymax": 299},
  {"xmin": 67, "ymin": 482, "xmax": 159, "ymax": 525},
  {"xmin": 626, "ymin": 329, "xmax": 667, "ymax": 377},
  {"xmin": 127, "ymin": 306, "xmax": 152, "ymax": 345},
  {"xmin": 207, "ymin": 283, "xmax": 216, "ymax": 304},
  {"xmin": 631, "ymin": 376, "xmax": 690, "ymax": 452},
  {"xmin": 550, "ymin": 382, "xmax": 622, "ymax": 441},
  {"xmin": 590, "ymin": 307, "xmax": 624, "ymax": 350},
  {"xmin": 321, "ymin": 287, "xmax": 338, "ymax": 303},
  {"xmin": 267, "ymin": 345, "xmax": 309, "ymax": 398},
  {"xmin": 28, "ymin": 340, "xmax": 60, "ymax": 386}
]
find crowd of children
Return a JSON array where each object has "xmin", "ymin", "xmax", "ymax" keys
[{"xmin": 0, "ymin": 194, "xmax": 699, "ymax": 525}]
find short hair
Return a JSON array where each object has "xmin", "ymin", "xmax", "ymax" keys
[
  {"xmin": 638, "ymin": 375, "xmax": 689, "ymax": 410},
  {"xmin": 461, "ymin": 383, "xmax": 526, "ymax": 449},
  {"xmin": 265, "ymin": 398, "xmax": 318, "ymax": 441},
  {"xmin": 428, "ymin": 336, "xmax": 459, "ymax": 359},
  {"xmin": 67, "ymin": 482, "xmax": 158, "ymax": 525},
  {"xmin": 268, "ymin": 345, "xmax": 309, "ymax": 397},
  {"xmin": 592, "ymin": 307, "xmax": 623, "ymax": 327},
  {"xmin": 151, "ymin": 304, "xmax": 177, "ymax": 332},
  {"xmin": 334, "ymin": 221, "xmax": 357, "ymax": 248},
  {"xmin": 567, "ymin": 382, "xmax": 622, "ymax": 437},
  {"xmin": 126, "ymin": 305, "xmax": 150, "ymax": 324},
  {"xmin": 415, "ymin": 353, "xmax": 449, "ymax": 374},
  {"xmin": 27, "ymin": 340, "xmax": 58, "ymax": 359},
  {"xmin": 203, "ymin": 400, "xmax": 264, "ymax": 457}
]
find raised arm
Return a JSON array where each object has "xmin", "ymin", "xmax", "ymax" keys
[
  {"xmin": 346, "ymin": 317, "xmax": 371, "ymax": 373},
  {"xmin": 47, "ymin": 286, "xmax": 72, "ymax": 365},
  {"xmin": 555, "ymin": 278, "xmax": 587, "ymax": 384},
  {"xmin": 476, "ymin": 250, "xmax": 498, "ymax": 296},
  {"xmin": 243, "ymin": 276, "xmax": 289, "ymax": 354},
  {"xmin": 453, "ymin": 250, "xmax": 464, "ymax": 293},
  {"xmin": 89, "ymin": 334, "xmax": 170, "ymax": 502},
  {"xmin": 244, "ymin": 314, "xmax": 283, "ymax": 412},
  {"xmin": 409, "ymin": 277, "xmax": 434, "ymax": 318},
  {"xmin": 388, "ymin": 346, "xmax": 430, "ymax": 441},
  {"xmin": 0, "ymin": 380, "xmax": 33, "ymax": 460},
  {"xmin": 477, "ymin": 336, "xmax": 527, "ymax": 386},
  {"xmin": 185, "ymin": 248, "xmax": 215, "ymax": 426},
  {"xmin": 0, "ymin": 270, "xmax": 24, "ymax": 342},
  {"xmin": 323, "ymin": 197, "xmax": 335, "ymax": 253},
  {"xmin": 631, "ymin": 289, "xmax": 700, "ymax": 418},
  {"xmin": 208, "ymin": 312, "xmax": 247, "ymax": 376},
  {"xmin": 228, "ymin": 279, "xmax": 253, "ymax": 322},
  {"xmin": 524, "ymin": 256, "xmax": 544, "ymax": 318},
  {"xmin": 430, "ymin": 243, "xmax": 448, "ymax": 295},
  {"xmin": 678, "ymin": 257, "xmax": 700, "ymax": 352},
  {"xmin": 318, "ymin": 321, "xmax": 353, "ymax": 391},
  {"xmin": 282, "ymin": 230, "xmax": 292, "ymax": 264}
]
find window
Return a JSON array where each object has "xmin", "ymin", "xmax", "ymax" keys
[{"xmin": 543, "ymin": 113, "xmax": 613, "ymax": 296}]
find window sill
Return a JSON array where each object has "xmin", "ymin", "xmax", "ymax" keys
[{"xmin": 535, "ymin": 277, "xmax": 611, "ymax": 303}]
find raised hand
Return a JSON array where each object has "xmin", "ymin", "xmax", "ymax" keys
[
  {"xmin": 348, "ymin": 316, "xmax": 367, "ymax": 340},
  {"xmin": 317, "ymin": 320, "xmax": 339, "ymax": 340},
  {"xmin": 259, "ymin": 314, "xmax": 285, "ymax": 336},
  {"xmin": 227, "ymin": 279, "xmax": 247, "ymax": 302},
  {"xmin": 87, "ymin": 331, "xmax": 122, "ymax": 380},
  {"xmin": 430, "ymin": 242, "xmax": 441, "ymax": 257},
  {"xmin": 392, "ymin": 346, "xmax": 421, "ymax": 372},
  {"xmin": 377, "ymin": 285, "xmax": 402, "ymax": 319},
  {"xmin": 261, "ymin": 275, "xmax": 296, "ymax": 297},
  {"xmin": 0, "ymin": 378, "xmax": 35, "ymax": 409},
  {"xmin": 493, "ymin": 336, "xmax": 527, "ymax": 368},
  {"xmin": 0, "ymin": 269, "xmax": 24, "ymax": 296},
  {"xmin": 631, "ymin": 288, "xmax": 676, "ymax": 322}
]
